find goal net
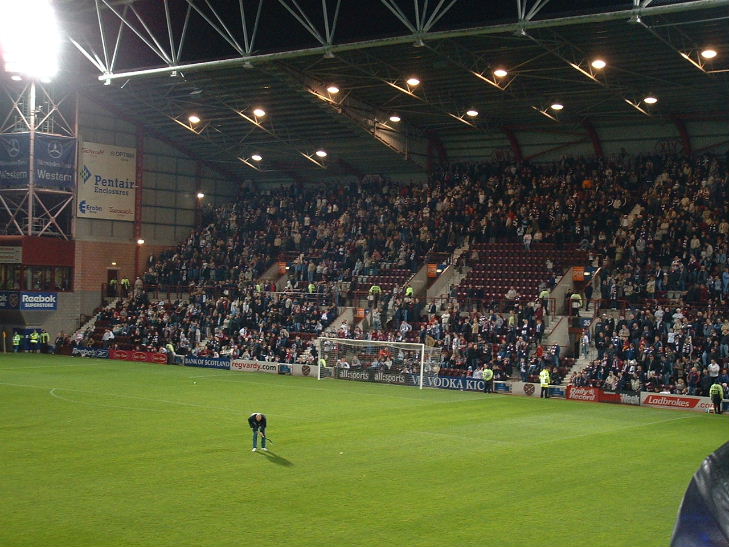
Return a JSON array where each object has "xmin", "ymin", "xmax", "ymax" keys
[{"xmin": 316, "ymin": 337, "xmax": 441, "ymax": 389}]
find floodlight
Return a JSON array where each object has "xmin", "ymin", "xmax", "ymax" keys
[
  {"xmin": 643, "ymin": 95, "xmax": 658, "ymax": 104},
  {"xmin": 196, "ymin": 192, "xmax": 205, "ymax": 199},
  {"xmin": 701, "ymin": 49, "xmax": 717, "ymax": 59},
  {"xmin": 188, "ymin": 114, "xmax": 201, "ymax": 124},
  {"xmin": 137, "ymin": 239, "xmax": 145, "ymax": 245},
  {"xmin": 466, "ymin": 109, "xmax": 478, "ymax": 117},
  {"xmin": 326, "ymin": 85, "xmax": 340, "ymax": 94},
  {"xmin": 315, "ymin": 150, "xmax": 327, "ymax": 158},
  {"xmin": 389, "ymin": 114, "xmax": 401, "ymax": 123},
  {"xmin": 251, "ymin": 154, "xmax": 263, "ymax": 162},
  {"xmin": 550, "ymin": 102, "xmax": 564, "ymax": 111},
  {"xmin": 253, "ymin": 108, "xmax": 266, "ymax": 117},
  {"xmin": 591, "ymin": 59, "xmax": 606, "ymax": 69},
  {"xmin": 0, "ymin": 0, "xmax": 61, "ymax": 81},
  {"xmin": 406, "ymin": 77, "xmax": 420, "ymax": 86},
  {"xmin": 493, "ymin": 69, "xmax": 508, "ymax": 78}
]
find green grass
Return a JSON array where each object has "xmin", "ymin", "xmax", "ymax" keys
[{"xmin": 0, "ymin": 353, "xmax": 725, "ymax": 547}]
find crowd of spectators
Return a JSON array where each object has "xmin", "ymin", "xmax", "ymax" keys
[
  {"xmin": 589, "ymin": 154, "xmax": 728, "ymax": 307},
  {"xmin": 570, "ymin": 153, "xmax": 729, "ymax": 394},
  {"xmin": 70, "ymin": 150, "xmax": 729, "ymax": 391},
  {"xmin": 82, "ymin": 280, "xmax": 337, "ymax": 363},
  {"xmin": 571, "ymin": 306, "xmax": 729, "ymax": 395}
]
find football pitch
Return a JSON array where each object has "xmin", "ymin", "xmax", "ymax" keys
[{"xmin": 1, "ymin": 354, "xmax": 725, "ymax": 547}]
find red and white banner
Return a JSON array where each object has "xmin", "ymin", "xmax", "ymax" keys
[
  {"xmin": 566, "ymin": 386, "xmax": 641, "ymax": 406},
  {"xmin": 640, "ymin": 392, "xmax": 715, "ymax": 413},
  {"xmin": 110, "ymin": 349, "xmax": 167, "ymax": 364},
  {"xmin": 230, "ymin": 359, "xmax": 279, "ymax": 374},
  {"xmin": 566, "ymin": 386, "xmax": 600, "ymax": 402}
]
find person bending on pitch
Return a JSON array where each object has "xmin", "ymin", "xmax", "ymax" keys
[{"xmin": 248, "ymin": 412, "xmax": 267, "ymax": 452}]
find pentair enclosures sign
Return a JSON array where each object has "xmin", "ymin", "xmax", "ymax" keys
[{"xmin": 78, "ymin": 142, "xmax": 136, "ymax": 221}]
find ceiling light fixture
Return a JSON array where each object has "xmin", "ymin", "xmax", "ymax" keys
[
  {"xmin": 591, "ymin": 59, "xmax": 606, "ymax": 69},
  {"xmin": 188, "ymin": 114, "xmax": 200, "ymax": 124},
  {"xmin": 643, "ymin": 95, "xmax": 658, "ymax": 104},
  {"xmin": 406, "ymin": 77, "xmax": 420, "ymax": 86},
  {"xmin": 326, "ymin": 85, "xmax": 340, "ymax": 94},
  {"xmin": 466, "ymin": 109, "xmax": 479, "ymax": 117},
  {"xmin": 315, "ymin": 150, "xmax": 328, "ymax": 158},
  {"xmin": 389, "ymin": 114, "xmax": 401, "ymax": 123},
  {"xmin": 493, "ymin": 69, "xmax": 508, "ymax": 78},
  {"xmin": 701, "ymin": 49, "xmax": 717, "ymax": 59},
  {"xmin": 253, "ymin": 108, "xmax": 266, "ymax": 117},
  {"xmin": 550, "ymin": 102, "xmax": 564, "ymax": 111},
  {"xmin": 251, "ymin": 154, "xmax": 263, "ymax": 162}
]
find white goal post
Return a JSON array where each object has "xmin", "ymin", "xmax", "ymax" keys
[{"xmin": 315, "ymin": 337, "xmax": 441, "ymax": 389}]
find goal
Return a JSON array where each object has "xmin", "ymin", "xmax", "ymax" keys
[{"xmin": 315, "ymin": 337, "xmax": 441, "ymax": 389}]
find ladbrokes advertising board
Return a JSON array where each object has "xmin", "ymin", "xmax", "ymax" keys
[
  {"xmin": 640, "ymin": 392, "xmax": 716, "ymax": 413},
  {"xmin": 78, "ymin": 142, "xmax": 136, "ymax": 221}
]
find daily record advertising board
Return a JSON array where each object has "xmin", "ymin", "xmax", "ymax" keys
[{"xmin": 78, "ymin": 142, "xmax": 136, "ymax": 221}]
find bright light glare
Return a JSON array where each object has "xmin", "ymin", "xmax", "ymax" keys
[
  {"xmin": 251, "ymin": 154, "xmax": 263, "ymax": 162},
  {"xmin": 466, "ymin": 109, "xmax": 478, "ymax": 117},
  {"xmin": 315, "ymin": 150, "xmax": 328, "ymax": 158},
  {"xmin": 389, "ymin": 115, "xmax": 401, "ymax": 123},
  {"xmin": 0, "ymin": 0, "xmax": 61, "ymax": 81},
  {"xmin": 253, "ymin": 108, "xmax": 266, "ymax": 117},
  {"xmin": 188, "ymin": 114, "xmax": 200, "ymax": 124},
  {"xmin": 643, "ymin": 95, "xmax": 658, "ymax": 104},
  {"xmin": 326, "ymin": 85, "xmax": 340, "ymax": 94},
  {"xmin": 10, "ymin": 74, "xmax": 22, "ymax": 81},
  {"xmin": 196, "ymin": 192, "xmax": 205, "ymax": 199},
  {"xmin": 493, "ymin": 69, "xmax": 508, "ymax": 78},
  {"xmin": 550, "ymin": 103, "xmax": 564, "ymax": 111},
  {"xmin": 701, "ymin": 49, "xmax": 717, "ymax": 59},
  {"xmin": 137, "ymin": 239, "xmax": 145, "ymax": 245},
  {"xmin": 406, "ymin": 77, "xmax": 420, "ymax": 86},
  {"xmin": 591, "ymin": 59, "xmax": 606, "ymax": 69}
]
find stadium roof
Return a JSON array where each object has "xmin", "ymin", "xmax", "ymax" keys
[{"xmin": 51, "ymin": 0, "xmax": 729, "ymax": 181}]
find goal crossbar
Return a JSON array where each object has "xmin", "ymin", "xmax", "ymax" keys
[{"xmin": 316, "ymin": 337, "xmax": 428, "ymax": 389}]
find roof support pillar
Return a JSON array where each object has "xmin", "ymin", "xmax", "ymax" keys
[
  {"xmin": 582, "ymin": 119, "xmax": 603, "ymax": 158},
  {"xmin": 672, "ymin": 115, "xmax": 692, "ymax": 156},
  {"xmin": 503, "ymin": 127, "xmax": 523, "ymax": 163}
]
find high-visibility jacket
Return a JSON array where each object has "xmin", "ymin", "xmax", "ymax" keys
[
  {"xmin": 29, "ymin": 332, "xmax": 39, "ymax": 345},
  {"xmin": 709, "ymin": 383, "xmax": 724, "ymax": 399},
  {"xmin": 483, "ymin": 368, "xmax": 494, "ymax": 381},
  {"xmin": 13, "ymin": 334, "xmax": 20, "ymax": 347},
  {"xmin": 539, "ymin": 369, "xmax": 551, "ymax": 387}
]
